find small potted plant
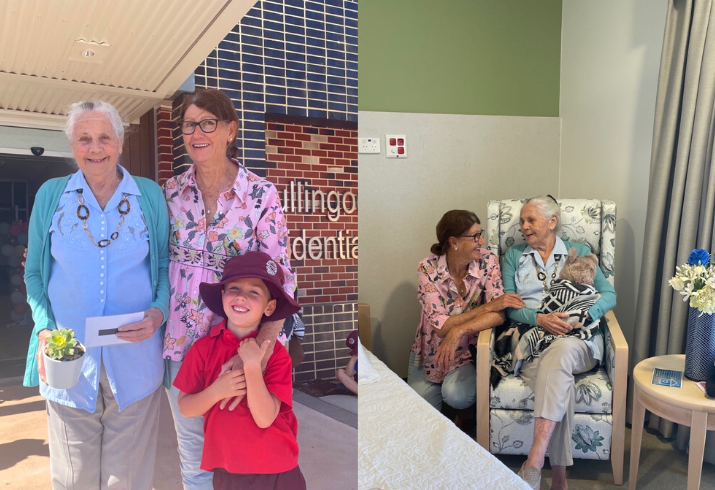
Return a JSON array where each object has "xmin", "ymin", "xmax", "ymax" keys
[{"xmin": 43, "ymin": 328, "xmax": 85, "ymax": 389}]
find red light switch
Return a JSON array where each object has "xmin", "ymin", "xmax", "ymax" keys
[{"xmin": 385, "ymin": 134, "xmax": 407, "ymax": 158}]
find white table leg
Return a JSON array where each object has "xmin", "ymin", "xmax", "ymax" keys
[
  {"xmin": 629, "ymin": 387, "xmax": 646, "ymax": 490},
  {"xmin": 687, "ymin": 411, "xmax": 707, "ymax": 490}
]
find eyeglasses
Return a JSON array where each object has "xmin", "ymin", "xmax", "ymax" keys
[
  {"xmin": 181, "ymin": 118, "xmax": 223, "ymax": 135},
  {"xmin": 460, "ymin": 230, "xmax": 485, "ymax": 242}
]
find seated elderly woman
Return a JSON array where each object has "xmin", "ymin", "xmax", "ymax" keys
[
  {"xmin": 407, "ymin": 210, "xmax": 524, "ymax": 416},
  {"xmin": 24, "ymin": 100, "xmax": 169, "ymax": 488},
  {"xmin": 503, "ymin": 196, "xmax": 616, "ymax": 490}
]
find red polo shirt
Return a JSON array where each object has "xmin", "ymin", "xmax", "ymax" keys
[{"xmin": 173, "ymin": 320, "xmax": 299, "ymax": 474}]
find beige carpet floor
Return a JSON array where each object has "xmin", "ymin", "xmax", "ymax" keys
[
  {"xmin": 0, "ymin": 382, "xmax": 357, "ymax": 490},
  {"xmin": 496, "ymin": 425, "xmax": 715, "ymax": 489}
]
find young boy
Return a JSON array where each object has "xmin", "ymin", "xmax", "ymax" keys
[
  {"xmin": 174, "ymin": 251, "xmax": 305, "ymax": 490},
  {"xmin": 336, "ymin": 330, "xmax": 358, "ymax": 394}
]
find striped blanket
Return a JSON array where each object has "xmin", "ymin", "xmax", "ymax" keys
[{"xmin": 489, "ymin": 279, "xmax": 600, "ymax": 389}]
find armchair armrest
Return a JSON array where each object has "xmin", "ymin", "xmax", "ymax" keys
[
  {"xmin": 603, "ymin": 309, "xmax": 628, "ymax": 394},
  {"xmin": 476, "ymin": 328, "xmax": 493, "ymax": 450},
  {"xmin": 604, "ymin": 310, "xmax": 628, "ymax": 359},
  {"xmin": 604, "ymin": 309, "xmax": 628, "ymax": 485}
]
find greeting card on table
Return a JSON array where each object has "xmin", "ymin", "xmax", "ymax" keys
[{"xmin": 651, "ymin": 368, "xmax": 683, "ymax": 388}]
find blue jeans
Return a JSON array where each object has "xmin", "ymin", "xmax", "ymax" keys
[
  {"xmin": 166, "ymin": 359, "xmax": 214, "ymax": 490},
  {"xmin": 407, "ymin": 351, "xmax": 476, "ymax": 411}
]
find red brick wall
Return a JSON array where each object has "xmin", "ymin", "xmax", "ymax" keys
[
  {"xmin": 156, "ymin": 107, "xmax": 174, "ymax": 186},
  {"xmin": 265, "ymin": 120, "xmax": 358, "ymax": 306}
]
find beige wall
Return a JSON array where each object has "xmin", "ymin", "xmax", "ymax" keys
[
  {"xmin": 559, "ymin": 0, "xmax": 667, "ymax": 346},
  {"xmin": 358, "ymin": 112, "xmax": 560, "ymax": 375}
]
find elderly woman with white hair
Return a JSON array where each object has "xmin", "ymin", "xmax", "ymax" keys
[
  {"xmin": 23, "ymin": 100, "xmax": 169, "ymax": 488},
  {"xmin": 503, "ymin": 195, "xmax": 616, "ymax": 490}
]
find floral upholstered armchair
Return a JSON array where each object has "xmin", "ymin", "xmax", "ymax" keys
[{"xmin": 476, "ymin": 198, "xmax": 628, "ymax": 486}]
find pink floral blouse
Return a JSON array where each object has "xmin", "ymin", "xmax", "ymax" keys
[
  {"xmin": 162, "ymin": 160, "xmax": 296, "ymax": 361},
  {"xmin": 411, "ymin": 251, "xmax": 504, "ymax": 383}
]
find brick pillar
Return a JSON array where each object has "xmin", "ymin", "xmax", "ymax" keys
[{"xmin": 157, "ymin": 107, "xmax": 174, "ymax": 186}]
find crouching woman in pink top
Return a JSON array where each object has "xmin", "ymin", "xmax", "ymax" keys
[{"xmin": 407, "ymin": 210, "xmax": 524, "ymax": 415}]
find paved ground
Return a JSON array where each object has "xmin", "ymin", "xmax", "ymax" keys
[
  {"xmin": 319, "ymin": 394, "xmax": 357, "ymax": 414},
  {"xmin": 0, "ymin": 381, "xmax": 357, "ymax": 490}
]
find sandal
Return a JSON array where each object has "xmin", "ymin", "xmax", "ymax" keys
[{"xmin": 517, "ymin": 462, "xmax": 541, "ymax": 489}]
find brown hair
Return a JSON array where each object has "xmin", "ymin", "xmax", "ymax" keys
[
  {"xmin": 180, "ymin": 89, "xmax": 240, "ymax": 159},
  {"xmin": 431, "ymin": 210, "xmax": 481, "ymax": 256}
]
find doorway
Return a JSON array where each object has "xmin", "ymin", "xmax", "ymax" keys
[{"xmin": 0, "ymin": 154, "xmax": 76, "ymax": 379}]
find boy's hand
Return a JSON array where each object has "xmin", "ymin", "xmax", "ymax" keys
[
  {"xmin": 209, "ymin": 369, "xmax": 246, "ymax": 401},
  {"xmin": 239, "ymin": 338, "xmax": 271, "ymax": 369},
  {"xmin": 218, "ymin": 355, "xmax": 245, "ymax": 410}
]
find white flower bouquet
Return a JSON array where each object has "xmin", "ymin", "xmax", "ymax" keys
[{"xmin": 669, "ymin": 248, "xmax": 715, "ymax": 314}]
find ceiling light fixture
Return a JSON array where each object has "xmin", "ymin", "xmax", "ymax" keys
[{"xmin": 68, "ymin": 40, "xmax": 110, "ymax": 64}]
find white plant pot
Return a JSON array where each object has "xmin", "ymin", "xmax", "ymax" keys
[{"xmin": 43, "ymin": 345, "xmax": 85, "ymax": 390}]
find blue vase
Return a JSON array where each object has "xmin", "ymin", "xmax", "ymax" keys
[{"xmin": 684, "ymin": 308, "xmax": 715, "ymax": 381}]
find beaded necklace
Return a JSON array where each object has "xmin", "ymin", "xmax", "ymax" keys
[
  {"xmin": 532, "ymin": 253, "xmax": 562, "ymax": 293},
  {"xmin": 76, "ymin": 189, "xmax": 131, "ymax": 248}
]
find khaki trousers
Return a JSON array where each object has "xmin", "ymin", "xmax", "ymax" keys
[
  {"xmin": 519, "ymin": 336, "xmax": 597, "ymax": 467},
  {"xmin": 46, "ymin": 364, "xmax": 161, "ymax": 489}
]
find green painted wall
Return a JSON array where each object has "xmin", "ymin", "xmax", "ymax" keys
[{"xmin": 359, "ymin": 0, "xmax": 562, "ymax": 117}]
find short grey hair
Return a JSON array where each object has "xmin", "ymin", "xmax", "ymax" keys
[
  {"xmin": 64, "ymin": 100, "xmax": 124, "ymax": 142},
  {"xmin": 525, "ymin": 195, "xmax": 561, "ymax": 232}
]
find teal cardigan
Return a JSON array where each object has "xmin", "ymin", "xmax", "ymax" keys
[
  {"xmin": 23, "ymin": 174, "xmax": 170, "ymax": 387},
  {"xmin": 502, "ymin": 240, "xmax": 617, "ymax": 326}
]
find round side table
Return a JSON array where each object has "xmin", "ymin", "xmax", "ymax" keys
[{"xmin": 629, "ymin": 354, "xmax": 715, "ymax": 490}]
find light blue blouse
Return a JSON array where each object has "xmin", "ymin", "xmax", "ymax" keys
[
  {"xmin": 509, "ymin": 237, "xmax": 604, "ymax": 362},
  {"xmin": 40, "ymin": 167, "xmax": 163, "ymax": 412}
]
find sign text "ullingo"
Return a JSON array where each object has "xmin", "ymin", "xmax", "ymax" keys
[{"xmin": 281, "ymin": 180, "xmax": 357, "ymax": 222}]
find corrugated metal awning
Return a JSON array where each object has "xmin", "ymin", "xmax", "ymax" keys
[{"xmin": 0, "ymin": 0, "xmax": 254, "ymax": 129}]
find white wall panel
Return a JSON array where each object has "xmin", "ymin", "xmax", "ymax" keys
[
  {"xmin": 560, "ymin": 0, "xmax": 667, "ymax": 345},
  {"xmin": 359, "ymin": 111, "xmax": 560, "ymax": 375}
]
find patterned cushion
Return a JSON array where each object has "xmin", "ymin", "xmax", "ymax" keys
[
  {"xmin": 489, "ymin": 409, "xmax": 613, "ymax": 460},
  {"xmin": 490, "ymin": 367, "xmax": 612, "ymax": 414},
  {"xmin": 486, "ymin": 198, "xmax": 616, "ymax": 286}
]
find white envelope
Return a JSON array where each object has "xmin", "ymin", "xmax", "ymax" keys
[{"xmin": 84, "ymin": 312, "xmax": 144, "ymax": 347}]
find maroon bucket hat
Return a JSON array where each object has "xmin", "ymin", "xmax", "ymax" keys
[
  {"xmin": 346, "ymin": 331, "xmax": 359, "ymax": 356},
  {"xmin": 199, "ymin": 251, "xmax": 300, "ymax": 322}
]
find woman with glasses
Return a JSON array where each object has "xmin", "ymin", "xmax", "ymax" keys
[
  {"xmin": 407, "ymin": 210, "xmax": 524, "ymax": 415},
  {"xmin": 163, "ymin": 89, "xmax": 295, "ymax": 489}
]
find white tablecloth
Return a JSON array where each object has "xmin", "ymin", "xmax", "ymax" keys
[{"xmin": 358, "ymin": 349, "xmax": 531, "ymax": 490}]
